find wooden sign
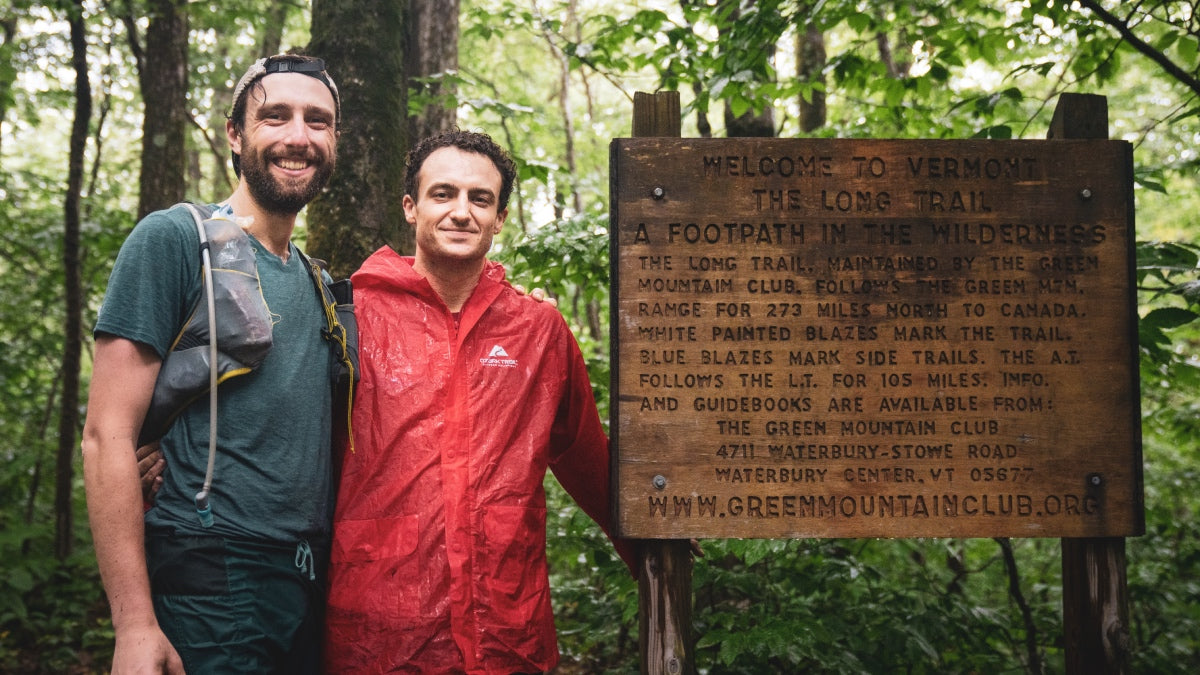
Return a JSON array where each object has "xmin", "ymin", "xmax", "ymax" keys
[{"xmin": 610, "ymin": 137, "xmax": 1143, "ymax": 539}]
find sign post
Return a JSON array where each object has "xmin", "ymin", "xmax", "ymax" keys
[
  {"xmin": 611, "ymin": 93, "xmax": 1142, "ymax": 672},
  {"xmin": 1051, "ymin": 92, "xmax": 1135, "ymax": 675},
  {"xmin": 626, "ymin": 90, "xmax": 695, "ymax": 675}
]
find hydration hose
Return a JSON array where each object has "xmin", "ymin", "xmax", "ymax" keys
[{"xmin": 186, "ymin": 204, "xmax": 219, "ymax": 528}]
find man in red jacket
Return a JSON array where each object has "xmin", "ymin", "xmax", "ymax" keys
[{"xmin": 323, "ymin": 130, "xmax": 635, "ymax": 674}]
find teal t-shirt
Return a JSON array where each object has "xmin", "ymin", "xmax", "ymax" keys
[{"xmin": 95, "ymin": 204, "xmax": 333, "ymax": 543}]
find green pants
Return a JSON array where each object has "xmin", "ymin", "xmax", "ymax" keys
[{"xmin": 147, "ymin": 533, "xmax": 327, "ymax": 674}]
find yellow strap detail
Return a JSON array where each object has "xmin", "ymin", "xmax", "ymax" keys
[{"xmin": 308, "ymin": 260, "xmax": 356, "ymax": 454}]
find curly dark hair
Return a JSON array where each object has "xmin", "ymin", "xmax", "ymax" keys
[{"xmin": 404, "ymin": 129, "xmax": 517, "ymax": 210}]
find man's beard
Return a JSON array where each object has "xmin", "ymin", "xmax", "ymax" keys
[{"xmin": 239, "ymin": 145, "xmax": 335, "ymax": 215}]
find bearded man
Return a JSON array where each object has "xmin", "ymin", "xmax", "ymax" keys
[{"xmin": 82, "ymin": 54, "xmax": 341, "ymax": 674}]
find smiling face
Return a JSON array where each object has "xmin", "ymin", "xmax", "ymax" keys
[
  {"xmin": 228, "ymin": 72, "xmax": 337, "ymax": 215},
  {"xmin": 404, "ymin": 146, "xmax": 508, "ymax": 271}
]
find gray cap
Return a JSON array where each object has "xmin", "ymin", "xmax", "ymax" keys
[{"xmin": 231, "ymin": 54, "xmax": 341, "ymax": 126}]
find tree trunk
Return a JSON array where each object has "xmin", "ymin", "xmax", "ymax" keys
[
  {"xmin": 207, "ymin": 42, "xmax": 232, "ymax": 198},
  {"xmin": 719, "ymin": 0, "xmax": 775, "ymax": 138},
  {"xmin": 995, "ymin": 538, "xmax": 1044, "ymax": 675},
  {"xmin": 87, "ymin": 59, "xmax": 113, "ymax": 202},
  {"xmin": 57, "ymin": 0, "xmax": 91, "ymax": 561},
  {"xmin": 135, "ymin": 0, "xmax": 188, "ymax": 219},
  {"xmin": 0, "ymin": 15, "xmax": 17, "ymax": 161},
  {"xmin": 258, "ymin": 1, "xmax": 289, "ymax": 59},
  {"xmin": 690, "ymin": 80, "xmax": 712, "ymax": 138},
  {"xmin": 874, "ymin": 11, "xmax": 910, "ymax": 80},
  {"xmin": 308, "ymin": 0, "xmax": 409, "ymax": 277},
  {"xmin": 795, "ymin": 22, "xmax": 826, "ymax": 133},
  {"xmin": 538, "ymin": 0, "xmax": 581, "ymax": 214},
  {"xmin": 407, "ymin": 0, "xmax": 458, "ymax": 143},
  {"xmin": 25, "ymin": 375, "xmax": 61, "ymax": 556},
  {"xmin": 677, "ymin": 2, "xmax": 711, "ymax": 137},
  {"xmin": 723, "ymin": 105, "xmax": 775, "ymax": 138}
]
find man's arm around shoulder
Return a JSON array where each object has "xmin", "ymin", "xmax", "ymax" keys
[{"xmin": 81, "ymin": 335, "xmax": 184, "ymax": 674}]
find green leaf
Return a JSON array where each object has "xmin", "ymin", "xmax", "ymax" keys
[
  {"xmin": 6, "ymin": 567, "xmax": 33, "ymax": 593},
  {"xmin": 986, "ymin": 124, "xmax": 1012, "ymax": 139},
  {"xmin": 1143, "ymin": 307, "xmax": 1200, "ymax": 330},
  {"xmin": 1175, "ymin": 37, "xmax": 1199, "ymax": 67},
  {"xmin": 727, "ymin": 95, "xmax": 751, "ymax": 119},
  {"xmin": 846, "ymin": 12, "xmax": 873, "ymax": 34},
  {"xmin": 1137, "ymin": 178, "xmax": 1168, "ymax": 194}
]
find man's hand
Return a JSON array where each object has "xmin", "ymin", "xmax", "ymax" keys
[
  {"xmin": 111, "ymin": 624, "xmax": 185, "ymax": 674},
  {"xmin": 512, "ymin": 284, "xmax": 558, "ymax": 308},
  {"xmin": 136, "ymin": 443, "xmax": 165, "ymax": 506}
]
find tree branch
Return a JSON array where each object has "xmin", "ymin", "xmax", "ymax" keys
[
  {"xmin": 106, "ymin": 0, "xmax": 145, "ymax": 79},
  {"xmin": 1076, "ymin": 0, "xmax": 1200, "ymax": 98},
  {"xmin": 188, "ymin": 112, "xmax": 232, "ymax": 192},
  {"xmin": 995, "ymin": 537, "xmax": 1043, "ymax": 675}
]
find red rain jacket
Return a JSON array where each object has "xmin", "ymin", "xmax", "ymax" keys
[{"xmin": 324, "ymin": 249, "xmax": 634, "ymax": 674}]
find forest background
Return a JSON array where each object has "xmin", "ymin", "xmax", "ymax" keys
[{"xmin": 1, "ymin": 0, "xmax": 1198, "ymax": 672}]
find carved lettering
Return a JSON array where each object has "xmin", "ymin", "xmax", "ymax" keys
[{"xmin": 616, "ymin": 138, "xmax": 1137, "ymax": 539}]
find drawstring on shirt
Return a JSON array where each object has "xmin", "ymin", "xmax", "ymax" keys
[{"xmin": 295, "ymin": 540, "xmax": 316, "ymax": 581}]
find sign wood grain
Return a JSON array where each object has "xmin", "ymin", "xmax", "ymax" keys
[{"xmin": 610, "ymin": 137, "xmax": 1142, "ymax": 539}]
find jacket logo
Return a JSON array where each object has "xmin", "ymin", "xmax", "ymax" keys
[{"xmin": 480, "ymin": 344, "xmax": 518, "ymax": 368}]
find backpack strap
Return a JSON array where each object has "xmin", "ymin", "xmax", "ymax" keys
[
  {"xmin": 182, "ymin": 203, "xmax": 219, "ymax": 528},
  {"xmin": 296, "ymin": 249, "xmax": 360, "ymax": 453}
]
